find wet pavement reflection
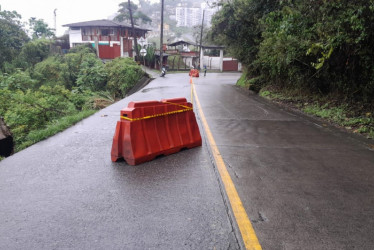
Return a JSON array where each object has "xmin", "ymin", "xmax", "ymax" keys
[{"xmin": 1, "ymin": 71, "xmax": 374, "ymax": 249}]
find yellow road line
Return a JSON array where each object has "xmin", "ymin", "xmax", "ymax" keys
[{"xmin": 192, "ymin": 82, "xmax": 262, "ymax": 250}]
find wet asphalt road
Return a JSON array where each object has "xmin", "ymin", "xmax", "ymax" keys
[
  {"xmin": 193, "ymin": 74, "xmax": 374, "ymax": 249},
  {"xmin": 0, "ymin": 73, "xmax": 239, "ymax": 249},
  {"xmin": 1, "ymin": 72, "xmax": 374, "ymax": 250}
]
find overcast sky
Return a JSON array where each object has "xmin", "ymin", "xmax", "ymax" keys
[{"xmin": 1, "ymin": 0, "xmax": 131, "ymax": 36}]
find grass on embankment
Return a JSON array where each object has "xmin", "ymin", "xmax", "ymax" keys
[
  {"xmin": 15, "ymin": 110, "xmax": 96, "ymax": 152},
  {"xmin": 257, "ymin": 88, "xmax": 374, "ymax": 139}
]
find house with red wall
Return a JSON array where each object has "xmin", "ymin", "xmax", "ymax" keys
[{"xmin": 63, "ymin": 19, "xmax": 150, "ymax": 60}]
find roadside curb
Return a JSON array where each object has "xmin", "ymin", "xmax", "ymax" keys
[
  {"xmin": 234, "ymin": 85, "xmax": 374, "ymax": 151},
  {"xmin": 126, "ymin": 76, "xmax": 153, "ymax": 96}
]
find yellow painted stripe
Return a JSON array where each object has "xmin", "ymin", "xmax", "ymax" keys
[{"xmin": 192, "ymin": 82, "xmax": 262, "ymax": 250}]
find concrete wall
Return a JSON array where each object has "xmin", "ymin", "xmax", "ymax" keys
[
  {"xmin": 202, "ymin": 56, "xmax": 221, "ymax": 70},
  {"xmin": 202, "ymin": 56, "xmax": 242, "ymax": 71},
  {"xmin": 183, "ymin": 57, "xmax": 195, "ymax": 69}
]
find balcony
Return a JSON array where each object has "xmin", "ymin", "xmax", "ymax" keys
[{"xmin": 82, "ymin": 35, "xmax": 120, "ymax": 42}]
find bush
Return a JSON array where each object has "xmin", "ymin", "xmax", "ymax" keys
[
  {"xmin": 69, "ymin": 43, "xmax": 96, "ymax": 55},
  {"xmin": 1, "ymin": 85, "xmax": 76, "ymax": 145},
  {"xmin": 76, "ymin": 54, "xmax": 107, "ymax": 91},
  {"xmin": 60, "ymin": 53, "xmax": 83, "ymax": 89},
  {"xmin": 18, "ymin": 39, "xmax": 51, "ymax": 68},
  {"xmin": 105, "ymin": 57, "xmax": 145, "ymax": 98},
  {"xmin": 0, "ymin": 70, "xmax": 37, "ymax": 91},
  {"xmin": 32, "ymin": 56, "xmax": 65, "ymax": 88}
]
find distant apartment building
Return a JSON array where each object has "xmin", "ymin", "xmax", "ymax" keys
[
  {"xmin": 176, "ymin": 7, "xmax": 200, "ymax": 27},
  {"xmin": 176, "ymin": 3, "xmax": 218, "ymax": 27}
]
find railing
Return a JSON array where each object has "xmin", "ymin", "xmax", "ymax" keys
[
  {"xmin": 110, "ymin": 35, "xmax": 119, "ymax": 41},
  {"xmin": 82, "ymin": 35, "xmax": 91, "ymax": 41}
]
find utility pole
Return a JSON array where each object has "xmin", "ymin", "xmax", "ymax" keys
[
  {"xmin": 160, "ymin": 0, "xmax": 164, "ymax": 71},
  {"xmin": 54, "ymin": 9, "xmax": 57, "ymax": 36},
  {"xmin": 198, "ymin": 9, "xmax": 205, "ymax": 70},
  {"xmin": 128, "ymin": 0, "xmax": 139, "ymax": 61}
]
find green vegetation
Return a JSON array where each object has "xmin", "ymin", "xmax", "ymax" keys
[
  {"xmin": 114, "ymin": 1, "xmax": 152, "ymax": 25},
  {"xmin": 16, "ymin": 110, "xmax": 95, "ymax": 151},
  {"xmin": 236, "ymin": 73, "xmax": 250, "ymax": 88},
  {"xmin": 167, "ymin": 55, "xmax": 188, "ymax": 70},
  {"xmin": 210, "ymin": 0, "xmax": 374, "ymax": 138},
  {"xmin": 0, "ymin": 7, "xmax": 147, "ymax": 157},
  {"xmin": 259, "ymin": 88, "xmax": 374, "ymax": 138},
  {"xmin": 29, "ymin": 18, "xmax": 55, "ymax": 39},
  {"xmin": 105, "ymin": 57, "xmax": 145, "ymax": 98},
  {"xmin": 0, "ymin": 8, "xmax": 29, "ymax": 70}
]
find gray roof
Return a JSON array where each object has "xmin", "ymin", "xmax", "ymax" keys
[
  {"xmin": 167, "ymin": 40, "xmax": 224, "ymax": 49},
  {"xmin": 63, "ymin": 19, "xmax": 150, "ymax": 31},
  {"xmin": 168, "ymin": 40, "xmax": 197, "ymax": 47}
]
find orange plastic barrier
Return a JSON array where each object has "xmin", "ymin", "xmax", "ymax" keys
[
  {"xmin": 111, "ymin": 98, "xmax": 202, "ymax": 165},
  {"xmin": 189, "ymin": 69, "xmax": 199, "ymax": 77}
]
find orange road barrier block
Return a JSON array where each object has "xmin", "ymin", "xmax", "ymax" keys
[
  {"xmin": 111, "ymin": 98, "xmax": 202, "ymax": 165},
  {"xmin": 189, "ymin": 69, "xmax": 199, "ymax": 77}
]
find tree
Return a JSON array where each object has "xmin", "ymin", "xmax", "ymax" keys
[
  {"xmin": 0, "ymin": 8, "xmax": 29, "ymax": 71},
  {"xmin": 136, "ymin": 11, "xmax": 152, "ymax": 25},
  {"xmin": 18, "ymin": 39, "xmax": 51, "ymax": 68},
  {"xmin": 114, "ymin": 1, "xmax": 152, "ymax": 25},
  {"xmin": 209, "ymin": 0, "xmax": 280, "ymax": 67},
  {"xmin": 211, "ymin": 0, "xmax": 374, "ymax": 102},
  {"xmin": 114, "ymin": 1, "xmax": 151, "ymax": 60},
  {"xmin": 29, "ymin": 18, "xmax": 54, "ymax": 39}
]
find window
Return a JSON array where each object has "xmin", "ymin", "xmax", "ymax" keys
[
  {"xmin": 101, "ymin": 29, "xmax": 114, "ymax": 36},
  {"xmin": 82, "ymin": 28, "xmax": 91, "ymax": 35}
]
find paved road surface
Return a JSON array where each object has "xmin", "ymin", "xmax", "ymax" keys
[{"xmin": 1, "ymin": 72, "xmax": 374, "ymax": 249}]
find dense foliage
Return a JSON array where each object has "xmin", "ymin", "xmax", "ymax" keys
[
  {"xmin": 210, "ymin": 0, "xmax": 374, "ymax": 105},
  {"xmin": 0, "ymin": 9, "xmax": 29, "ymax": 71},
  {"xmin": 29, "ymin": 18, "xmax": 55, "ymax": 39},
  {"xmin": 105, "ymin": 57, "xmax": 145, "ymax": 98},
  {"xmin": 0, "ymin": 7, "xmax": 147, "ymax": 154},
  {"xmin": 0, "ymin": 43, "xmax": 146, "ymax": 151}
]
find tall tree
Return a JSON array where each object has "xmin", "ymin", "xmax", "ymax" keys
[
  {"xmin": 0, "ymin": 7, "xmax": 29, "ymax": 70},
  {"xmin": 114, "ymin": 1, "xmax": 152, "ymax": 60},
  {"xmin": 114, "ymin": 1, "xmax": 152, "ymax": 25},
  {"xmin": 28, "ymin": 18, "xmax": 55, "ymax": 39},
  {"xmin": 128, "ymin": 0, "xmax": 139, "ymax": 60}
]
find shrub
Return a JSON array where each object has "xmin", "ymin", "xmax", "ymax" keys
[
  {"xmin": 0, "ymin": 70, "xmax": 37, "ymax": 91},
  {"xmin": 105, "ymin": 57, "xmax": 145, "ymax": 98},
  {"xmin": 18, "ymin": 38, "xmax": 51, "ymax": 68},
  {"xmin": 33, "ymin": 56, "xmax": 65, "ymax": 88},
  {"xmin": 69, "ymin": 43, "xmax": 96, "ymax": 55},
  {"xmin": 76, "ymin": 54, "xmax": 107, "ymax": 91}
]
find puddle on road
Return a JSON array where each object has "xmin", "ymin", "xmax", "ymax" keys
[{"xmin": 141, "ymin": 86, "xmax": 171, "ymax": 93}]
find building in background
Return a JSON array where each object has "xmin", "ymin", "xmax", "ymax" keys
[
  {"xmin": 175, "ymin": 3, "xmax": 219, "ymax": 27},
  {"xmin": 63, "ymin": 19, "xmax": 150, "ymax": 59}
]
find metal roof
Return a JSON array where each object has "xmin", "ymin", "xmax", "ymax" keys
[
  {"xmin": 168, "ymin": 40, "xmax": 197, "ymax": 47},
  {"xmin": 167, "ymin": 40, "xmax": 225, "ymax": 49},
  {"xmin": 62, "ymin": 19, "xmax": 150, "ymax": 31}
]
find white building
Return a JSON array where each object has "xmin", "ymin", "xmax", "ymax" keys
[
  {"xmin": 175, "ymin": 3, "xmax": 219, "ymax": 27},
  {"xmin": 176, "ymin": 7, "xmax": 201, "ymax": 27}
]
